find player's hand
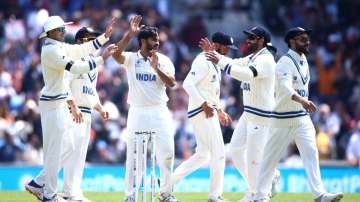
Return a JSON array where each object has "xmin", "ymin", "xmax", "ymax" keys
[
  {"xmin": 70, "ymin": 106, "xmax": 84, "ymax": 123},
  {"xmin": 129, "ymin": 15, "xmax": 143, "ymax": 36},
  {"xmin": 201, "ymin": 102, "xmax": 214, "ymax": 118},
  {"xmin": 149, "ymin": 50, "xmax": 159, "ymax": 70},
  {"xmin": 218, "ymin": 110, "xmax": 232, "ymax": 126},
  {"xmin": 102, "ymin": 44, "xmax": 118, "ymax": 60},
  {"xmin": 99, "ymin": 109, "xmax": 109, "ymax": 120},
  {"xmin": 300, "ymin": 99, "xmax": 317, "ymax": 113},
  {"xmin": 105, "ymin": 17, "xmax": 117, "ymax": 38},
  {"xmin": 205, "ymin": 51, "xmax": 220, "ymax": 64},
  {"xmin": 199, "ymin": 38, "xmax": 214, "ymax": 52}
]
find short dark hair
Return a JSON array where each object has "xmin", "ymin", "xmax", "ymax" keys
[{"xmin": 137, "ymin": 26, "xmax": 158, "ymax": 46}]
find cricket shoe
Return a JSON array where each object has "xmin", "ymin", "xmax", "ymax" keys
[
  {"xmin": 42, "ymin": 195, "xmax": 66, "ymax": 202},
  {"xmin": 251, "ymin": 195, "xmax": 270, "ymax": 202},
  {"xmin": 237, "ymin": 192, "xmax": 253, "ymax": 202},
  {"xmin": 314, "ymin": 192, "xmax": 343, "ymax": 202},
  {"xmin": 270, "ymin": 169, "xmax": 281, "ymax": 198},
  {"xmin": 25, "ymin": 179, "xmax": 44, "ymax": 201},
  {"xmin": 208, "ymin": 195, "xmax": 229, "ymax": 202},
  {"xmin": 62, "ymin": 195, "xmax": 93, "ymax": 202},
  {"xmin": 158, "ymin": 192, "xmax": 180, "ymax": 202},
  {"xmin": 252, "ymin": 198, "xmax": 269, "ymax": 202},
  {"xmin": 123, "ymin": 195, "xmax": 134, "ymax": 202}
]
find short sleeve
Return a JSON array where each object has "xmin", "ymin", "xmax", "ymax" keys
[
  {"xmin": 122, "ymin": 52, "xmax": 134, "ymax": 69},
  {"xmin": 158, "ymin": 54, "xmax": 175, "ymax": 77}
]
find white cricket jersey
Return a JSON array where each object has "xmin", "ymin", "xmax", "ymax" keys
[
  {"xmin": 183, "ymin": 52, "xmax": 221, "ymax": 118},
  {"xmin": 65, "ymin": 55, "xmax": 99, "ymax": 116},
  {"xmin": 39, "ymin": 34, "xmax": 108, "ymax": 110},
  {"xmin": 217, "ymin": 48, "xmax": 276, "ymax": 125},
  {"xmin": 122, "ymin": 51, "xmax": 175, "ymax": 107},
  {"xmin": 271, "ymin": 49, "xmax": 310, "ymax": 127}
]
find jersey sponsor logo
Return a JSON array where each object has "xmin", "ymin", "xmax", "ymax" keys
[
  {"xmin": 83, "ymin": 85, "xmax": 95, "ymax": 96},
  {"xmin": 136, "ymin": 73, "xmax": 157, "ymax": 81},
  {"xmin": 295, "ymin": 89, "xmax": 308, "ymax": 97},
  {"xmin": 241, "ymin": 82, "xmax": 251, "ymax": 91}
]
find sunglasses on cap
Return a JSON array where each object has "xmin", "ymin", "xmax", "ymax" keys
[{"xmin": 57, "ymin": 26, "xmax": 65, "ymax": 33}]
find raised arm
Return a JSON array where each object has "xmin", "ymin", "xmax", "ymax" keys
[
  {"xmin": 66, "ymin": 17, "xmax": 117, "ymax": 57},
  {"xmin": 45, "ymin": 44, "xmax": 117, "ymax": 74},
  {"xmin": 112, "ymin": 15, "xmax": 142, "ymax": 64}
]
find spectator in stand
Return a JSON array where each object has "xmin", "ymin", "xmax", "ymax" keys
[
  {"xmin": 0, "ymin": 130, "xmax": 22, "ymax": 162},
  {"xmin": 313, "ymin": 103, "xmax": 341, "ymax": 158},
  {"xmin": 315, "ymin": 34, "xmax": 342, "ymax": 102},
  {"xmin": 346, "ymin": 121, "xmax": 360, "ymax": 167}
]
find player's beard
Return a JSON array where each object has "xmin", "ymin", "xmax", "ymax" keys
[
  {"xmin": 247, "ymin": 42, "xmax": 258, "ymax": 53},
  {"xmin": 145, "ymin": 41, "xmax": 159, "ymax": 52},
  {"xmin": 297, "ymin": 44, "xmax": 310, "ymax": 54}
]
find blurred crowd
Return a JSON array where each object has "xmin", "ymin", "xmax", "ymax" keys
[{"xmin": 0, "ymin": 0, "xmax": 359, "ymax": 168}]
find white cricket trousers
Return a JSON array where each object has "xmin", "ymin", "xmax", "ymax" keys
[
  {"xmin": 229, "ymin": 115, "xmax": 269, "ymax": 194},
  {"xmin": 62, "ymin": 114, "xmax": 91, "ymax": 198},
  {"xmin": 34, "ymin": 109, "xmax": 91, "ymax": 199},
  {"xmin": 172, "ymin": 111, "xmax": 225, "ymax": 198},
  {"xmin": 36, "ymin": 102, "xmax": 72, "ymax": 199},
  {"xmin": 124, "ymin": 105, "xmax": 175, "ymax": 197},
  {"xmin": 256, "ymin": 117, "xmax": 325, "ymax": 199}
]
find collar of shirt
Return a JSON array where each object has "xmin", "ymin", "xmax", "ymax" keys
[
  {"xmin": 137, "ymin": 50, "xmax": 150, "ymax": 62},
  {"xmin": 44, "ymin": 37, "xmax": 63, "ymax": 46},
  {"xmin": 249, "ymin": 47, "xmax": 267, "ymax": 62},
  {"xmin": 287, "ymin": 49, "xmax": 306, "ymax": 63}
]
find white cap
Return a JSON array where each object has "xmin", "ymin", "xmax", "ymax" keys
[{"xmin": 39, "ymin": 16, "xmax": 73, "ymax": 39}]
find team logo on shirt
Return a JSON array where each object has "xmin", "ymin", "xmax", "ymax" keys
[
  {"xmin": 191, "ymin": 71, "xmax": 195, "ymax": 76},
  {"xmin": 135, "ymin": 59, "xmax": 143, "ymax": 68},
  {"xmin": 136, "ymin": 73, "xmax": 157, "ymax": 81}
]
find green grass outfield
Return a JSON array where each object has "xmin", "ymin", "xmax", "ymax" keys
[{"xmin": 0, "ymin": 192, "xmax": 359, "ymax": 202}]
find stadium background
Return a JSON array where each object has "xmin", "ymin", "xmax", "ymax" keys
[{"xmin": 0, "ymin": 0, "xmax": 359, "ymax": 194}]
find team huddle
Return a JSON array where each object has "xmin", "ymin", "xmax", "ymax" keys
[{"xmin": 23, "ymin": 14, "xmax": 344, "ymax": 202}]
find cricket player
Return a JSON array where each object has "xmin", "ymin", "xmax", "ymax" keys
[
  {"xmin": 203, "ymin": 26, "xmax": 278, "ymax": 202},
  {"xmin": 112, "ymin": 15, "xmax": 179, "ymax": 202},
  {"xmin": 60, "ymin": 27, "xmax": 110, "ymax": 202},
  {"xmin": 252, "ymin": 27, "xmax": 343, "ymax": 202},
  {"xmin": 171, "ymin": 32, "xmax": 233, "ymax": 202},
  {"xmin": 24, "ymin": 16, "xmax": 116, "ymax": 202}
]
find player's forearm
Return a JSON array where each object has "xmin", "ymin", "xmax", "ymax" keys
[
  {"xmin": 291, "ymin": 93, "xmax": 307, "ymax": 105},
  {"xmin": 116, "ymin": 31, "xmax": 134, "ymax": 55},
  {"xmin": 223, "ymin": 63, "xmax": 255, "ymax": 81},
  {"xmin": 154, "ymin": 68, "xmax": 176, "ymax": 88},
  {"xmin": 182, "ymin": 82, "xmax": 205, "ymax": 106},
  {"xmin": 94, "ymin": 102, "xmax": 103, "ymax": 112},
  {"xmin": 64, "ymin": 56, "xmax": 103, "ymax": 74}
]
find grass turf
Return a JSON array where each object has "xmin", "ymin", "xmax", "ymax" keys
[{"xmin": 1, "ymin": 192, "xmax": 359, "ymax": 202}]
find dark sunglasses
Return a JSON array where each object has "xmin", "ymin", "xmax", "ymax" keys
[{"xmin": 57, "ymin": 26, "xmax": 65, "ymax": 33}]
